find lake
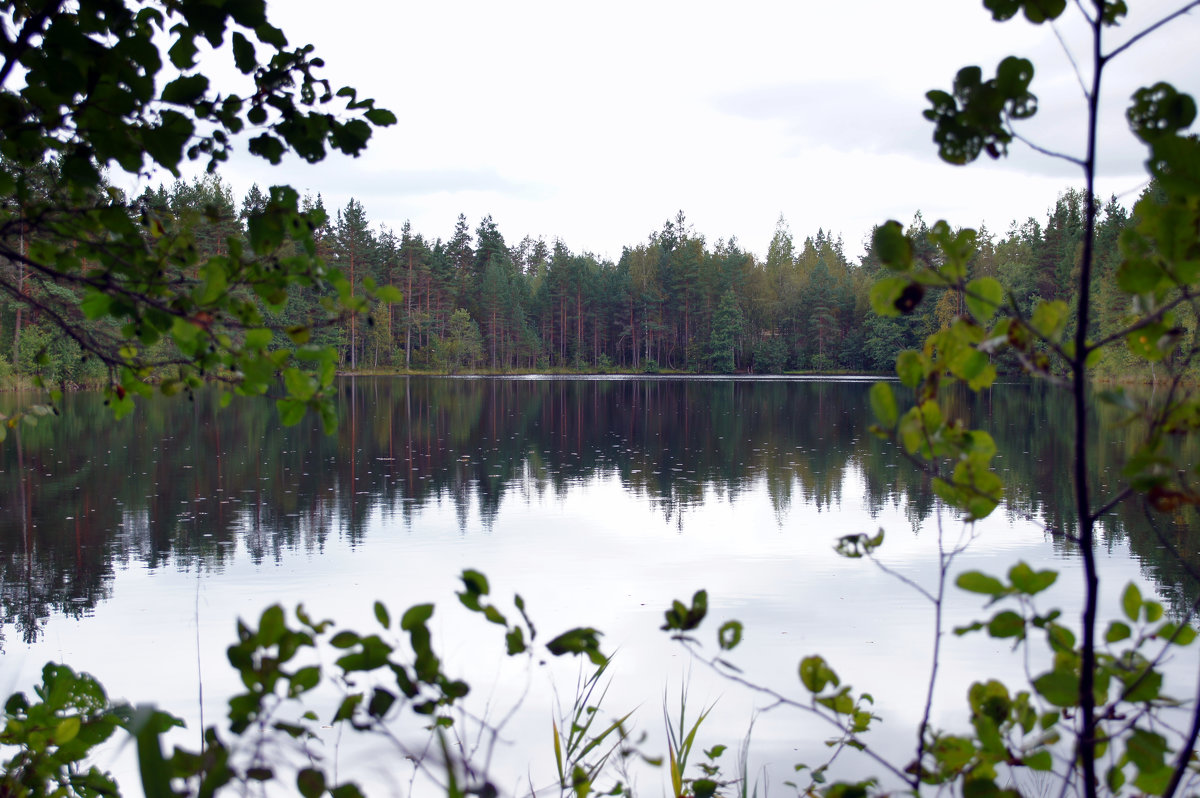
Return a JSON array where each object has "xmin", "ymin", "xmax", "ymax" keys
[{"xmin": 0, "ymin": 376, "xmax": 1195, "ymax": 794}]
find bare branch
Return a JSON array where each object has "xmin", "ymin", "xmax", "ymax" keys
[
  {"xmin": 864, "ymin": 556, "xmax": 936, "ymax": 604},
  {"xmin": 914, "ymin": 510, "xmax": 952, "ymax": 789},
  {"xmin": 1164, "ymin": 670, "xmax": 1200, "ymax": 798},
  {"xmin": 1089, "ymin": 486, "xmax": 1133, "ymax": 522},
  {"xmin": 1051, "ymin": 19, "xmax": 1092, "ymax": 99},
  {"xmin": 1007, "ymin": 122, "xmax": 1087, "ymax": 167},
  {"xmin": 677, "ymin": 639, "xmax": 912, "ymax": 785},
  {"xmin": 1104, "ymin": 1, "xmax": 1200, "ymax": 62},
  {"xmin": 1087, "ymin": 287, "xmax": 1195, "ymax": 351},
  {"xmin": 1072, "ymin": 0, "xmax": 1096, "ymax": 25}
]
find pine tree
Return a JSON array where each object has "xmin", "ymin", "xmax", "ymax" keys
[
  {"xmin": 332, "ymin": 198, "xmax": 376, "ymax": 369},
  {"xmin": 709, "ymin": 289, "xmax": 744, "ymax": 373}
]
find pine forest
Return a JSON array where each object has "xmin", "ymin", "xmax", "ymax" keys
[{"xmin": 0, "ymin": 170, "xmax": 1172, "ymax": 384}]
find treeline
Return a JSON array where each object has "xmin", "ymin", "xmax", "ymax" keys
[{"xmin": 0, "ymin": 172, "xmax": 1173, "ymax": 380}]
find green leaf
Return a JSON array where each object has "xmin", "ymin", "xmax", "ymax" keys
[
  {"xmin": 276, "ymin": 399, "xmax": 306, "ymax": 426},
  {"xmin": 798, "ymin": 655, "xmax": 839, "ymax": 694},
  {"xmin": 505, "ymin": 626, "xmax": 526, "ymax": 655},
  {"xmin": 289, "ymin": 666, "xmax": 320, "ymax": 696},
  {"xmin": 244, "ymin": 328, "xmax": 272, "ymax": 350},
  {"xmin": 661, "ymin": 590, "xmax": 707, "ymax": 632},
  {"xmin": 718, "ymin": 621, "xmax": 743, "ymax": 651},
  {"xmin": 1117, "ymin": 258, "xmax": 1165, "ymax": 293},
  {"xmin": 931, "ymin": 734, "xmax": 976, "ymax": 771},
  {"xmin": 364, "ymin": 108, "xmax": 398, "ymax": 126},
  {"xmin": 54, "ymin": 716, "xmax": 81, "ymax": 743},
  {"xmin": 162, "ymin": 75, "xmax": 210, "ymax": 106},
  {"xmin": 983, "ymin": 0, "xmax": 1067, "ymax": 23},
  {"xmin": 870, "ymin": 276, "xmax": 909, "ymax": 318},
  {"xmin": 329, "ymin": 631, "xmax": 359, "ymax": 649},
  {"xmin": 1158, "ymin": 621, "xmax": 1197, "ymax": 646},
  {"xmin": 367, "ymin": 688, "xmax": 395, "ymax": 718},
  {"xmin": 168, "ymin": 32, "xmax": 198, "ymax": 69},
  {"xmin": 231, "ymin": 31, "xmax": 257, "ymax": 74},
  {"xmin": 329, "ymin": 784, "xmax": 366, "ymax": 798},
  {"xmin": 460, "ymin": 569, "xmax": 490, "ymax": 596},
  {"xmin": 1105, "ymin": 621, "xmax": 1131, "ymax": 643},
  {"xmin": 1122, "ymin": 583, "xmax": 1142, "ymax": 622},
  {"xmin": 198, "ymin": 260, "xmax": 228, "ymax": 305},
  {"xmin": 1127, "ymin": 322, "xmax": 1175, "ymax": 361},
  {"xmin": 1008, "ymin": 561, "xmax": 1057, "ymax": 595},
  {"xmin": 1123, "ymin": 666, "xmax": 1163, "ymax": 703},
  {"xmin": 283, "ymin": 368, "xmax": 318, "ymax": 401},
  {"xmin": 965, "ymin": 277, "xmax": 1004, "ymax": 324},
  {"xmin": 1107, "ymin": 763, "xmax": 1126, "ymax": 792},
  {"xmin": 401, "ymin": 604, "xmax": 434, "ymax": 630},
  {"xmin": 255, "ymin": 22, "xmax": 287, "ymax": 48},
  {"xmin": 1134, "ymin": 766, "xmax": 1172, "ymax": 795},
  {"xmin": 873, "ymin": 221, "xmax": 913, "ymax": 271},
  {"xmin": 1125, "ymin": 727, "xmax": 1168, "ymax": 773},
  {"xmin": 1030, "ymin": 300, "xmax": 1069, "ymax": 341},
  {"xmin": 249, "ymin": 133, "xmax": 286, "ymax": 163},
  {"xmin": 1101, "ymin": 0, "xmax": 1128, "ymax": 24},
  {"xmin": 133, "ymin": 707, "xmax": 174, "ymax": 798},
  {"xmin": 956, "ymin": 571, "xmax": 1006, "ymax": 596},
  {"xmin": 297, "ymin": 768, "xmax": 326, "ymax": 798},
  {"xmin": 373, "ymin": 601, "xmax": 390, "ymax": 629},
  {"xmin": 545, "ymin": 628, "xmax": 607, "ymax": 666},
  {"xmin": 869, "ymin": 382, "xmax": 898, "ymax": 428},
  {"xmin": 374, "ymin": 285, "xmax": 403, "ymax": 302},
  {"xmin": 1032, "ymin": 669, "xmax": 1080, "ymax": 707},
  {"xmin": 81, "ymin": 291, "xmax": 114, "ymax": 320},
  {"xmin": 987, "ymin": 611, "xmax": 1025, "ymax": 638},
  {"xmin": 1128, "ymin": 82, "xmax": 1197, "ymax": 144},
  {"xmin": 895, "ymin": 350, "xmax": 925, "ymax": 388},
  {"xmin": 1024, "ymin": 750, "xmax": 1052, "ymax": 771}
]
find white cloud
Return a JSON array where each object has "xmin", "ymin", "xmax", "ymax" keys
[{"xmin": 191, "ymin": 0, "xmax": 1200, "ymax": 259}]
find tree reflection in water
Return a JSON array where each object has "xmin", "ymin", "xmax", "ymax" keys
[{"xmin": 0, "ymin": 376, "xmax": 1195, "ymax": 649}]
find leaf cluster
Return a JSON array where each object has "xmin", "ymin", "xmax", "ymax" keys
[{"xmin": 0, "ymin": 0, "xmax": 398, "ymax": 428}]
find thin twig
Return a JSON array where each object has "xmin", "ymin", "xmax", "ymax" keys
[
  {"xmin": 1051, "ymin": 20, "xmax": 1091, "ymax": 99},
  {"xmin": 1089, "ymin": 486, "xmax": 1133, "ymax": 522},
  {"xmin": 1072, "ymin": 0, "xmax": 1096, "ymax": 25},
  {"xmin": 679, "ymin": 640, "xmax": 912, "ymax": 785},
  {"xmin": 865, "ymin": 557, "xmax": 936, "ymax": 604},
  {"xmin": 913, "ymin": 509, "xmax": 953, "ymax": 789},
  {"xmin": 1008, "ymin": 124, "xmax": 1086, "ymax": 167},
  {"xmin": 1088, "ymin": 286, "xmax": 1195, "ymax": 351},
  {"xmin": 1104, "ymin": 1, "xmax": 1200, "ymax": 61}
]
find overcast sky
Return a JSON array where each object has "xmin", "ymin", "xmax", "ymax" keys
[{"xmin": 179, "ymin": 0, "xmax": 1200, "ymax": 261}]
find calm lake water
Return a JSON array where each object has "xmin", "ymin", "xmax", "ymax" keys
[{"xmin": 0, "ymin": 377, "xmax": 1196, "ymax": 793}]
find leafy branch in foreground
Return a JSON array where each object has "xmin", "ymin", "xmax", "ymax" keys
[
  {"xmin": 0, "ymin": 569, "xmax": 659, "ymax": 798},
  {"xmin": 0, "ymin": 0, "xmax": 399, "ymax": 431},
  {"xmin": 653, "ymin": 2, "xmax": 1200, "ymax": 797}
]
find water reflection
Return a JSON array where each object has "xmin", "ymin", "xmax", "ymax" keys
[{"xmin": 0, "ymin": 376, "xmax": 1196, "ymax": 648}]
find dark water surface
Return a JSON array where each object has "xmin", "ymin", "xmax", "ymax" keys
[{"xmin": 0, "ymin": 376, "xmax": 1195, "ymax": 790}]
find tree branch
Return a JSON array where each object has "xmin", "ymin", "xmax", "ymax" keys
[
  {"xmin": 1072, "ymin": 0, "xmax": 1096, "ymax": 25},
  {"xmin": 678, "ymin": 639, "xmax": 912, "ymax": 786},
  {"xmin": 1051, "ymin": 19, "xmax": 1092, "ymax": 100},
  {"xmin": 1086, "ymin": 287, "xmax": 1195, "ymax": 351},
  {"xmin": 1007, "ymin": 122, "xmax": 1086, "ymax": 167},
  {"xmin": 1088, "ymin": 486, "xmax": 1133, "ymax": 523},
  {"xmin": 1104, "ymin": 1, "xmax": 1200, "ymax": 62}
]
